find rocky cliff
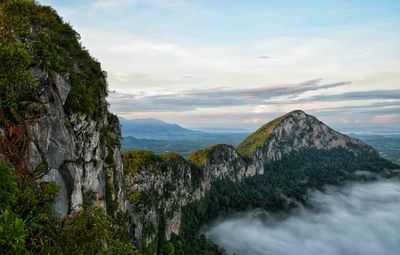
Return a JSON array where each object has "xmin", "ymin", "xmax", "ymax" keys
[
  {"xmin": 238, "ymin": 110, "xmax": 381, "ymax": 174},
  {"xmin": 0, "ymin": 1, "xmax": 125, "ymax": 218},
  {"xmin": 1, "ymin": 2, "xmax": 398, "ymax": 254},
  {"xmin": 30, "ymin": 68, "xmax": 125, "ymax": 217},
  {"xmin": 123, "ymin": 110, "xmax": 398, "ymax": 253}
]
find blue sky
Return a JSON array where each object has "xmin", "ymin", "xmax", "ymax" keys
[{"xmin": 39, "ymin": 0, "xmax": 400, "ymax": 130}]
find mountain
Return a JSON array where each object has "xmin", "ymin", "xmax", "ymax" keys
[
  {"xmin": 1, "ymin": 1, "xmax": 398, "ymax": 254},
  {"xmin": 120, "ymin": 117, "xmax": 204, "ymax": 140},
  {"xmin": 0, "ymin": 1, "xmax": 126, "ymax": 253},
  {"xmin": 123, "ymin": 110, "xmax": 399, "ymax": 253},
  {"xmin": 237, "ymin": 110, "xmax": 381, "ymax": 173}
]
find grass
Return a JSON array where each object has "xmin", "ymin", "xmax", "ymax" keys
[
  {"xmin": 237, "ymin": 110, "xmax": 304, "ymax": 157},
  {"xmin": 122, "ymin": 150, "xmax": 162, "ymax": 176},
  {"xmin": 187, "ymin": 144, "xmax": 227, "ymax": 168}
]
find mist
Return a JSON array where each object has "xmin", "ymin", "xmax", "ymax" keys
[{"xmin": 205, "ymin": 179, "xmax": 400, "ymax": 255}]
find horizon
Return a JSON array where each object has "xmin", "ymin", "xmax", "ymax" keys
[
  {"xmin": 39, "ymin": 0, "xmax": 400, "ymax": 130},
  {"xmin": 119, "ymin": 113, "xmax": 400, "ymax": 134}
]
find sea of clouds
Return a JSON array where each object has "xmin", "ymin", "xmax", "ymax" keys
[{"xmin": 205, "ymin": 179, "xmax": 400, "ymax": 255}]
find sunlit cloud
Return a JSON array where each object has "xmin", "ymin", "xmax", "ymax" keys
[{"xmin": 372, "ymin": 115, "xmax": 400, "ymax": 123}]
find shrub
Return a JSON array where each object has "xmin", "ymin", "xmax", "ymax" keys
[
  {"xmin": 123, "ymin": 150, "xmax": 162, "ymax": 176},
  {"xmin": 0, "ymin": 210, "xmax": 27, "ymax": 254},
  {"xmin": 188, "ymin": 144, "xmax": 225, "ymax": 168},
  {"xmin": 0, "ymin": 161, "xmax": 18, "ymax": 211},
  {"xmin": 57, "ymin": 207, "xmax": 135, "ymax": 254}
]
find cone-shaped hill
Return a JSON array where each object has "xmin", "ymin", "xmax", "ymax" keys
[{"xmin": 237, "ymin": 110, "xmax": 379, "ymax": 160}]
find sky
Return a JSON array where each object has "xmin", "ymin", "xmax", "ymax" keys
[{"xmin": 39, "ymin": 0, "xmax": 400, "ymax": 130}]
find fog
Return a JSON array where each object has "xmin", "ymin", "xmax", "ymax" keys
[{"xmin": 205, "ymin": 180, "xmax": 400, "ymax": 255}]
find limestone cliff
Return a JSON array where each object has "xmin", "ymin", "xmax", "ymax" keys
[
  {"xmin": 0, "ymin": 2, "xmax": 125, "ymax": 218},
  {"xmin": 124, "ymin": 110, "xmax": 398, "ymax": 253},
  {"xmin": 1, "ymin": 2, "xmax": 398, "ymax": 254},
  {"xmin": 30, "ymin": 68, "xmax": 125, "ymax": 217}
]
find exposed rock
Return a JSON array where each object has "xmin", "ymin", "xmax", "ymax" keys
[
  {"xmin": 124, "ymin": 110, "xmax": 397, "ymax": 253},
  {"xmin": 28, "ymin": 67, "xmax": 124, "ymax": 218},
  {"xmin": 250, "ymin": 110, "xmax": 379, "ymax": 174}
]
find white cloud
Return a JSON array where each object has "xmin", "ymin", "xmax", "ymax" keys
[{"xmin": 205, "ymin": 180, "xmax": 400, "ymax": 255}]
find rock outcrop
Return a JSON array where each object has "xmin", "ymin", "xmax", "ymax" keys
[
  {"xmin": 28, "ymin": 67, "xmax": 125, "ymax": 217},
  {"xmin": 2, "ymin": 2, "xmax": 397, "ymax": 254},
  {"xmin": 124, "ymin": 110, "xmax": 398, "ymax": 253},
  {"xmin": 241, "ymin": 110, "xmax": 380, "ymax": 174},
  {"xmin": 0, "ymin": 2, "xmax": 125, "ymax": 218}
]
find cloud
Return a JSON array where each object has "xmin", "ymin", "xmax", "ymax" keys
[
  {"xmin": 108, "ymin": 79, "xmax": 349, "ymax": 112},
  {"xmin": 205, "ymin": 180, "xmax": 400, "ymax": 255},
  {"xmin": 258, "ymin": 55, "xmax": 274, "ymax": 59},
  {"xmin": 372, "ymin": 115, "xmax": 400, "ymax": 123},
  {"xmin": 309, "ymin": 90, "xmax": 400, "ymax": 102}
]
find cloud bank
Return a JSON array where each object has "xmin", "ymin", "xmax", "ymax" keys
[
  {"xmin": 108, "ymin": 79, "xmax": 350, "ymax": 112},
  {"xmin": 205, "ymin": 180, "xmax": 400, "ymax": 255}
]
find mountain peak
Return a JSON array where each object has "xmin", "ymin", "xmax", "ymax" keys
[
  {"xmin": 237, "ymin": 110, "xmax": 376, "ymax": 158},
  {"xmin": 237, "ymin": 110, "xmax": 306, "ymax": 157}
]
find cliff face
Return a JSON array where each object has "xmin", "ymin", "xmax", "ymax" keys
[
  {"xmin": 2, "ymin": 2, "xmax": 397, "ymax": 254},
  {"xmin": 0, "ymin": 2, "xmax": 125, "ymax": 218},
  {"xmin": 124, "ymin": 110, "xmax": 398, "ymax": 252},
  {"xmin": 123, "ymin": 145, "xmax": 250, "ymax": 250},
  {"xmin": 29, "ymin": 68, "xmax": 125, "ymax": 217}
]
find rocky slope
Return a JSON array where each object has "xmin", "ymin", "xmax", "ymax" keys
[
  {"xmin": 0, "ymin": 1, "xmax": 125, "ymax": 218},
  {"xmin": 30, "ymin": 68, "xmax": 125, "ymax": 217},
  {"xmin": 239, "ymin": 110, "xmax": 381, "ymax": 174},
  {"xmin": 123, "ymin": 110, "xmax": 398, "ymax": 253},
  {"xmin": 1, "ymin": 2, "xmax": 398, "ymax": 254}
]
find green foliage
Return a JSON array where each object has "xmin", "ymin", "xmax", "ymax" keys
[
  {"xmin": 58, "ymin": 208, "xmax": 111, "ymax": 254},
  {"xmin": 179, "ymin": 147, "xmax": 399, "ymax": 254},
  {"xmin": 164, "ymin": 242, "xmax": 175, "ymax": 255},
  {"xmin": 14, "ymin": 181, "xmax": 60, "ymax": 253},
  {"xmin": 82, "ymin": 189, "xmax": 97, "ymax": 209},
  {"xmin": 159, "ymin": 152, "xmax": 184, "ymax": 162},
  {"xmin": 0, "ymin": 1, "xmax": 137, "ymax": 253},
  {"xmin": 0, "ymin": 0, "xmax": 36, "ymax": 124},
  {"xmin": 127, "ymin": 190, "xmax": 143, "ymax": 203},
  {"xmin": 0, "ymin": 162, "xmax": 18, "ymax": 211},
  {"xmin": 237, "ymin": 113, "xmax": 292, "ymax": 157},
  {"xmin": 188, "ymin": 144, "xmax": 226, "ymax": 168},
  {"xmin": 0, "ymin": 0, "xmax": 108, "ymax": 120},
  {"xmin": 55, "ymin": 207, "xmax": 136, "ymax": 255},
  {"xmin": 0, "ymin": 41, "xmax": 36, "ymax": 123},
  {"xmin": 123, "ymin": 150, "xmax": 162, "ymax": 176},
  {"xmin": 0, "ymin": 210, "xmax": 27, "ymax": 255}
]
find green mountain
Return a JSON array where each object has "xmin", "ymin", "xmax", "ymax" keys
[{"xmin": 0, "ymin": 1, "xmax": 398, "ymax": 255}]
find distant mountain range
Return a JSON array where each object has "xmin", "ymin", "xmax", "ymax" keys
[
  {"xmin": 119, "ymin": 117, "xmax": 204, "ymax": 140},
  {"xmin": 119, "ymin": 118, "xmax": 250, "ymax": 154}
]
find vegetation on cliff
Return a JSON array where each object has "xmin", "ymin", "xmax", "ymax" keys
[
  {"xmin": 0, "ymin": 0, "xmax": 107, "ymax": 122},
  {"xmin": 0, "ymin": 1, "xmax": 133, "ymax": 254},
  {"xmin": 2, "ymin": 1, "xmax": 399, "ymax": 255},
  {"xmin": 177, "ymin": 147, "xmax": 399, "ymax": 254},
  {"xmin": 188, "ymin": 144, "xmax": 227, "ymax": 168},
  {"xmin": 0, "ymin": 159, "xmax": 135, "ymax": 254},
  {"xmin": 237, "ymin": 110, "xmax": 303, "ymax": 157}
]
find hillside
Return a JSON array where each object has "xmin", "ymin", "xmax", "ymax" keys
[
  {"xmin": 1, "ymin": 1, "xmax": 399, "ymax": 254},
  {"xmin": 123, "ymin": 111, "xmax": 398, "ymax": 253},
  {"xmin": 0, "ymin": 1, "xmax": 128, "ymax": 253}
]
